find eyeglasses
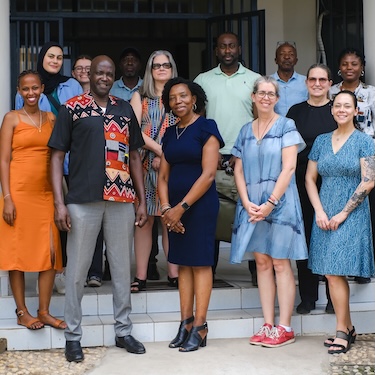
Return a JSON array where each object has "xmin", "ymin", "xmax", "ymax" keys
[
  {"xmin": 277, "ymin": 41, "xmax": 296, "ymax": 49},
  {"xmin": 256, "ymin": 91, "xmax": 277, "ymax": 99},
  {"xmin": 152, "ymin": 63, "xmax": 172, "ymax": 70},
  {"xmin": 307, "ymin": 77, "xmax": 329, "ymax": 84},
  {"xmin": 73, "ymin": 66, "xmax": 90, "ymax": 73}
]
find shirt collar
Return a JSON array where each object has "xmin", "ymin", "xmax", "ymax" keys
[
  {"xmin": 117, "ymin": 77, "xmax": 142, "ymax": 90},
  {"xmin": 274, "ymin": 71, "xmax": 298, "ymax": 83},
  {"xmin": 214, "ymin": 63, "xmax": 246, "ymax": 77}
]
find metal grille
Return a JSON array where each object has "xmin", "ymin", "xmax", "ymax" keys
[{"xmin": 320, "ymin": 0, "xmax": 363, "ymax": 82}]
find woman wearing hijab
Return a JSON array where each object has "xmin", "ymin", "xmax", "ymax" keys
[
  {"xmin": 15, "ymin": 42, "xmax": 82, "ymax": 294},
  {"xmin": 16, "ymin": 41, "xmax": 82, "ymax": 115}
]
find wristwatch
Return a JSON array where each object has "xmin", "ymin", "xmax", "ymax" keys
[{"xmin": 181, "ymin": 201, "xmax": 190, "ymax": 211}]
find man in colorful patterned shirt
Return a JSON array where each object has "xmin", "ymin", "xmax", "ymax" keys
[{"xmin": 49, "ymin": 55, "xmax": 147, "ymax": 362}]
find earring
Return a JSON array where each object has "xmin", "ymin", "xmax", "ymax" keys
[
  {"xmin": 337, "ymin": 70, "xmax": 341, "ymax": 76},
  {"xmin": 361, "ymin": 70, "xmax": 365, "ymax": 77},
  {"xmin": 193, "ymin": 103, "xmax": 197, "ymax": 111}
]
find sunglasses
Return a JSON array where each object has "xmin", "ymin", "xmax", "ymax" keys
[{"xmin": 152, "ymin": 63, "xmax": 172, "ymax": 70}]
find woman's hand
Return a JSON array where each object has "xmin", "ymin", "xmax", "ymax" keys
[
  {"xmin": 161, "ymin": 206, "xmax": 185, "ymax": 234},
  {"xmin": 245, "ymin": 201, "xmax": 260, "ymax": 220},
  {"xmin": 151, "ymin": 156, "xmax": 161, "ymax": 171},
  {"xmin": 2, "ymin": 198, "xmax": 16, "ymax": 226},
  {"xmin": 249, "ymin": 202, "xmax": 273, "ymax": 222},
  {"xmin": 328, "ymin": 211, "xmax": 348, "ymax": 231},
  {"xmin": 315, "ymin": 210, "xmax": 330, "ymax": 230}
]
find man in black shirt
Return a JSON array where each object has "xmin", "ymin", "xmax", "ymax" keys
[{"xmin": 49, "ymin": 55, "xmax": 147, "ymax": 362}]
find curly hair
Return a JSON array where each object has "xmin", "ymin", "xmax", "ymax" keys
[
  {"xmin": 162, "ymin": 77, "xmax": 207, "ymax": 114},
  {"xmin": 17, "ymin": 70, "xmax": 42, "ymax": 88},
  {"xmin": 337, "ymin": 48, "xmax": 365, "ymax": 67}
]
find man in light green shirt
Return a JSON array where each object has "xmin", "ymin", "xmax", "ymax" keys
[
  {"xmin": 194, "ymin": 32, "xmax": 260, "ymax": 156},
  {"xmin": 194, "ymin": 32, "xmax": 260, "ymax": 283}
]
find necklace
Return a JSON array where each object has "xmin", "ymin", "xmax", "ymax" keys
[
  {"xmin": 334, "ymin": 129, "xmax": 354, "ymax": 142},
  {"xmin": 176, "ymin": 126, "xmax": 188, "ymax": 139},
  {"xmin": 23, "ymin": 107, "xmax": 42, "ymax": 132},
  {"xmin": 175, "ymin": 115, "xmax": 199, "ymax": 140},
  {"xmin": 256, "ymin": 114, "xmax": 275, "ymax": 145}
]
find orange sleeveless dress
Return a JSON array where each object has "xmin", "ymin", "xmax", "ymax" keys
[{"xmin": 0, "ymin": 111, "xmax": 62, "ymax": 271}]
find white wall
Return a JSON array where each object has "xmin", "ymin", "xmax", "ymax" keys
[
  {"xmin": 258, "ymin": 0, "xmax": 317, "ymax": 76},
  {"xmin": 363, "ymin": 0, "xmax": 375, "ymax": 85},
  {"xmin": 0, "ymin": 0, "xmax": 10, "ymax": 122}
]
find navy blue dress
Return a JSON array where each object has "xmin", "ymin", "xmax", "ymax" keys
[{"xmin": 162, "ymin": 117, "xmax": 224, "ymax": 266}]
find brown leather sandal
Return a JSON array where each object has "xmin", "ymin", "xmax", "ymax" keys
[
  {"xmin": 16, "ymin": 309, "xmax": 44, "ymax": 330},
  {"xmin": 37, "ymin": 310, "xmax": 66, "ymax": 329}
]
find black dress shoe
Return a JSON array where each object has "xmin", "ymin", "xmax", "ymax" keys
[
  {"xmin": 354, "ymin": 276, "xmax": 371, "ymax": 284},
  {"xmin": 115, "ymin": 335, "xmax": 146, "ymax": 354},
  {"xmin": 296, "ymin": 301, "xmax": 316, "ymax": 315},
  {"xmin": 147, "ymin": 263, "xmax": 160, "ymax": 280},
  {"xmin": 65, "ymin": 341, "xmax": 84, "ymax": 362}
]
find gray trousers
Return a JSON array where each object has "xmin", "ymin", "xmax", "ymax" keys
[{"xmin": 64, "ymin": 201, "xmax": 134, "ymax": 341}]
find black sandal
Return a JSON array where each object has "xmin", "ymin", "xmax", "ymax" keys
[
  {"xmin": 324, "ymin": 326, "xmax": 356, "ymax": 347},
  {"xmin": 167, "ymin": 276, "xmax": 178, "ymax": 288},
  {"xmin": 130, "ymin": 277, "xmax": 146, "ymax": 293},
  {"xmin": 327, "ymin": 330, "xmax": 351, "ymax": 354}
]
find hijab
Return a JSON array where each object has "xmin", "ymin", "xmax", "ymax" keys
[{"xmin": 37, "ymin": 41, "xmax": 70, "ymax": 95}]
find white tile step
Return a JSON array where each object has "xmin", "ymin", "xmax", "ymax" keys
[{"xmin": 1, "ymin": 306, "xmax": 375, "ymax": 351}]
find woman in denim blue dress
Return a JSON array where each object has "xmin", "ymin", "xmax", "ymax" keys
[{"xmin": 231, "ymin": 76, "xmax": 307, "ymax": 348}]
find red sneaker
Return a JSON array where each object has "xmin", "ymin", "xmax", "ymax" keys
[
  {"xmin": 261, "ymin": 325, "xmax": 295, "ymax": 348},
  {"xmin": 249, "ymin": 323, "xmax": 273, "ymax": 346}
]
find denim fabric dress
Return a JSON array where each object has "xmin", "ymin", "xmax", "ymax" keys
[{"xmin": 230, "ymin": 116, "xmax": 308, "ymax": 263}]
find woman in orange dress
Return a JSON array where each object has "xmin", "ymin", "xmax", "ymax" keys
[{"xmin": 0, "ymin": 70, "xmax": 66, "ymax": 330}]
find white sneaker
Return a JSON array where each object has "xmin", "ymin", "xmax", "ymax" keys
[{"xmin": 54, "ymin": 272, "xmax": 66, "ymax": 294}]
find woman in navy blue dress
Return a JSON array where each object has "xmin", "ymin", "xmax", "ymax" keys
[{"xmin": 159, "ymin": 77, "xmax": 224, "ymax": 352}]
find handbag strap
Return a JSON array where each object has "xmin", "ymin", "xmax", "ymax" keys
[{"xmin": 46, "ymin": 92, "xmax": 61, "ymax": 114}]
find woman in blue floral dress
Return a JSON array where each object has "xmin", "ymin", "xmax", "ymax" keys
[
  {"xmin": 306, "ymin": 90, "xmax": 375, "ymax": 354},
  {"xmin": 231, "ymin": 76, "xmax": 307, "ymax": 348}
]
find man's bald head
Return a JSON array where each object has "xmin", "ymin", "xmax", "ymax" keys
[
  {"xmin": 89, "ymin": 55, "xmax": 115, "ymax": 100},
  {"xmin": 91, "ymin": 55, "xmax": 115, "ymax": 72}
]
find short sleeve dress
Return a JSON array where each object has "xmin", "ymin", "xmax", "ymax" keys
[
  {"xmin": 230, "ymin": 116, "xmax": 308, "ymax": 263},
  {"xmin": 162, "ymin": 117, "xmax": 224, "ymax": 266},
  {"xmin": 308, "ymin": 130, "xmax": 375, "ymax": 277},
  {"xmin": 0, "ymin": 112, "xmax": 62, "ymax": 272}
]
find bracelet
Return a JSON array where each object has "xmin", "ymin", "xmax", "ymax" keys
[
  {"xmin": 161, "ymin": 207, "xmax": 171, "ymax": 215},
  {"xmin": 3, "ymin": 194, "xmax": 11, "ymax": 199},
  {"xmin": 271, "ymin": 193, "xmax": 280, "ymax": 201},
  {"xmin": 160, "ymin": 203, "xmax": 171, "ymax": 211},
  {"xmin": 267, "ymin": 199, "xmax": 276, "ymax": 206}
]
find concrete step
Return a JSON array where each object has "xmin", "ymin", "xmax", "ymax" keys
[{"xmin": 1, "ymin": 279, "xmax": 374, "ymax": 351}]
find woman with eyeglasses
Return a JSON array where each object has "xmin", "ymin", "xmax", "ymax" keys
[
  {"xmin": 15, "ymin": 42, "xmax": 83, "ymax": 295},
  {"xmin": 130, "ymin": 50, "xmax": 179, "ymax": 292},
  {"xmin": 330, "ymin": 48, "xmax": 375, "ymax": 284},
  {"xmin": 72, "ymin": 54, "xmax": 92, "ymax": 92},
  {"xmin": 287, "ymin": 64, "xmax": 337, "ymax": 316},
  {"xmin": 231, "ymin": 75, "xmax": 307, "ymax": 348}
]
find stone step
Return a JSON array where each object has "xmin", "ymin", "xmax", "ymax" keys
[
  {"xmin": 1, "ymin": 305, "xmax": 375, "ymax": 351},
  {"xmin": 1, "ymin": 279, "xmax": 374, "ymax": 351},
  {"xmin": 1, "ymin": 279, "xmax": 374, "ymax": 319}
]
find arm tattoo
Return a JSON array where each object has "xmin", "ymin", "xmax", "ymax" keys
[
  {"xmin": 343, "ymin": 190, "xmax": 368, "ymax": 213},
  {"xmin": 364, "ymin": 156, "xmax": 375, "ymax": 181},
  {"xmin": 342, "ymin": 156, "xmax": 375, "ymax": 214}
]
